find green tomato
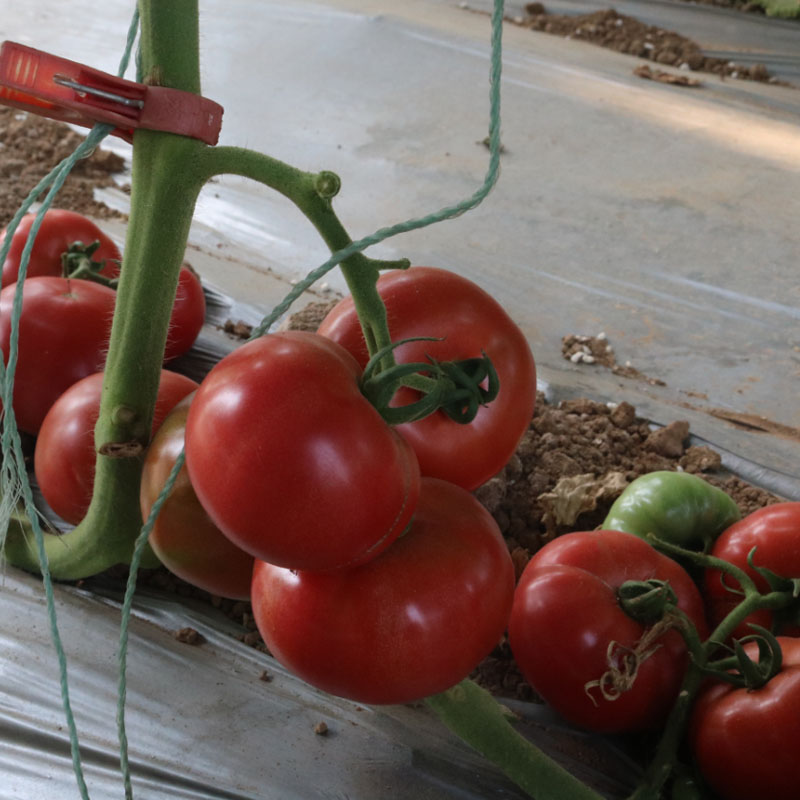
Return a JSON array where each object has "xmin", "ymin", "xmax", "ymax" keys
[{"xmin": 602, "ymin": 470, "xmax": 740, "ymax": 551}]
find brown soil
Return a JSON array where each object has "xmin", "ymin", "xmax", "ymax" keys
[
  {"xmin": 1, "ymin": 110, "xmax": 785, "ymax": 705},
  {"xmin": 0, "ymin": 107, "xmax": 126, "ymax": 229},
  {"xmin": 511, "ymin": 5, "xmax": 786, "ymax": 85}
]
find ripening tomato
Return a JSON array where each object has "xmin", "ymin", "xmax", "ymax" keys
[
  {"xmin": 162, "ymin": 265, "xmax": 206, "ymax": 361},
  {"xmin": 690, "ymin": 636, "xmax": 800, "ymax": 800},
  {"xmin": 508, "ymin": 529, "xmax": 708, "ymax": 733},
  {"xmin": 34, "ymin": 369, "xmax": 198, "ymax": 525},
  {"xmin": 704, "ymin": 503, "xmax": 800, "ymax": 639},
  {"xmin": 318, "ymin": 266, "xmax": 536, "ymax": 491},
  {"xmin": 140, "ymin": 393, "xmax": 254, "ymax": 600},
  {"xmin": 185, "ymin": 330, "xmax": 420, "ymax": 572},
  {"xmin": 251, "ymin": 477, "xmax": 515, "ymax": 704},
  {"xmin": 1, "ymin": 210, "xmax": 121, "ymax": 287},
  {"xmin": 1, "ymin": 210, "xmax": 204, "ymax": 361},
  {"xmin": 0, "ymin": 276, "xmax": 117, "ymax": 434}
]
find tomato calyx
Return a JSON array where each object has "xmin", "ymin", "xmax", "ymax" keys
[
  {"xmin": 361, "ymin": 338, "xmax": 500, "ymax": 425},
  {"xmin": 618, "ymin": 578, "xmax": 679, "ymax": 625},
  {"xmin": 61, "ymin": 240, "xmax": 119, "ymax": 288},
  {"xmin": 580, "ymin": 579, "xmax": 688, "ymax": 708}
]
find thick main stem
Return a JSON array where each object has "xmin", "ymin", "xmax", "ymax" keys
[{"xmin": 3, "ymin": 0, "xmax": 208, "ymax": 577}]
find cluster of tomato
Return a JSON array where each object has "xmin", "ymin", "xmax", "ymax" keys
[
  {"xmin": 156, "ymin": 265, "xmax": 538, "ymax": 705},
  {"xmin": 508, "ymin": 489, "xmax": 800, "ymax": 800},
  {"xmin": 2, "ymin": 216, "xmax": 539, "ymax": 706},
  {"xmin": 0, "ymin": 209, "xmax": 206, "ymax": 441}
]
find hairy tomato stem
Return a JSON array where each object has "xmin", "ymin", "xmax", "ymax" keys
[{"xmin": 3, "ymin": 0, "xmax": 207, "ymax": 577}]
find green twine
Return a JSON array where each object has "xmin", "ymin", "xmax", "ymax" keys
[
  {"xmin": 117, "ymin": 451, "xmax": 185, "ymax": 800},
  {"xmin": 1, "ymin": 1, "xmax": 505, "ymax": 798}
]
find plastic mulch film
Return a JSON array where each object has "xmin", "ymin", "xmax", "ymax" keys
[{"xmin": 1, "ymin": 568, "xmax": 643, "ymax": 800}]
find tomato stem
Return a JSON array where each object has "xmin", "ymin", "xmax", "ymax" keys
[
  {"xmin": 3, "ymin": 0, "xmax": 207, "ymax": 576},
  {"xmin": 199, "ymin": 145, "xmax": 406, "ymax": 363},
  {"xmin": 426, "ymin": 679, "xmax": 607, "ymax": 800}
]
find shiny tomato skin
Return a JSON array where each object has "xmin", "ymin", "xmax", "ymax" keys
[
  {"xmin": 690, "ymin": 637, "xmax": 800, "ymax": 800},
  {"xmin": 34, "ymin": 369, "xmax": 198, "ymax": 525},
  {"xmin": 318, "ymin": 266, "xmax": 536, "ymax": 491},
  {"xmin": 185, "ymin": 330, "xmax": 420, "ymax": 572},
  {"xmin": 163, "ymin": 266, "xmax": 206, "ymax": 362},
  {"xmin": 251, "ymin": 477, "xmax": 515, "ymax": 704},
  {"xmin": 141, "ymin": 394, "xmax": 254, "ymax": 600},
  {"xmin": 0, "ymin": 276, "xmax": 117, "ymax": 434},
  {"xmin": 508, "ymin": 529, "xmax": 708, "ymax": 733},
  {"xmin": 705, "ymin": 503, "xmax": 800, "ymax": 639},
  {"xmin": 1, "ymin": 210, "xmax": 121, "ymax": 287},
  {"xmin": 1, "ymin": 209, "xmax": 204, "ymax": 362}
]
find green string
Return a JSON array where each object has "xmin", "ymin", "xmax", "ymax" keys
[{"xmin": 0, "ymin": 9, "xmax": 139, "ymax": 800}]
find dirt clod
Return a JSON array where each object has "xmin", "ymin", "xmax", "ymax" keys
[{"xmin": 174, "ymin": 627, "xmax": 205, "ymax": 646}]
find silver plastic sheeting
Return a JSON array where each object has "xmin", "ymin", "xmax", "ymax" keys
[{"xmin": 0, "ymin": 568, "xmax": 642, "ymax": 800}]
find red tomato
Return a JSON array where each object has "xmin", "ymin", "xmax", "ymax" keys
[
  {"xmin": 1, "ymin": 210, "xmax": 121, "ymax": 287},
  {"xmin": 140, "ymin": 393, "xmax": 254, "ymax": 600},
  {"xmin": 34, "ymin": 369, "xmax": 198, "ymax": 525},
  {"xmin": 162, "ymin": 265, "xmax": 206, "ymax": 362},
  {"xmin": 704, "ymin": 503, "xmax": 800, "ymax": 639},
  {"xmin": 185, "ymin": 330, "xmax": 420, "ymax": 572},
  {"xmin": 318, "ymin": 266, "xmax": 536, "ymax": 491},
  {"xmin": 508, "ymin": 530, "xmax": 708, "ymax": 733},
  {"xmin": 0, "ymin": 276, "xmax": 117, "ymax": 434},
  {"xmin": 0, "ymin": 210, "xmax": 204, "ymax": 361},
  {"xmin": 690, "ymin": 636, "xmax": 800, "ymax": 800},
  {"xmin": 251, "ymin": 477, "xmax": 514, "ymax": 704}
]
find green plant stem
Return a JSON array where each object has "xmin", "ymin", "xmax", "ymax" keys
[
  {"xmin": 427, "ymin": 680, "xmax": 606, "ymax": 800},
  {"xmin": 3, "ymin": 0, "xmax": 207, "ymax": 577},
  {"xmin": 200, "ymin": 146, "xmax": 405, "ymax": 362}
]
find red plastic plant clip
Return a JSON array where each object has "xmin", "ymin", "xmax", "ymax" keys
[{"xmin": 0, "ymin": 41, "xmax": 223, "ymax": 145}]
